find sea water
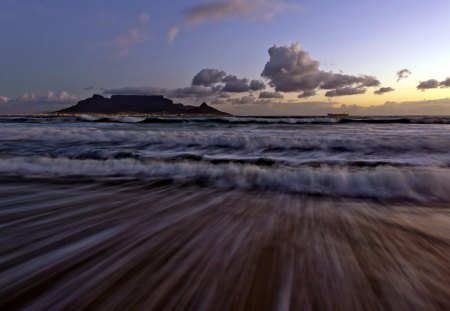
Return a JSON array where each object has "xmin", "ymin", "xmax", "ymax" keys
[{"xmin": 0, "ymin": 116, "xmax": 449, "ymax": 310}]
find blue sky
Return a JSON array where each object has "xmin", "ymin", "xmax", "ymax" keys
[{"xmin": 1, "ymin": 0, "xmax": 450, "ymax": 114}]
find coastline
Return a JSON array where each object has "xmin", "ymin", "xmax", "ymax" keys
[{"xmin": 0, "ymin": 178, "xmax": 448, "ymax": 310}]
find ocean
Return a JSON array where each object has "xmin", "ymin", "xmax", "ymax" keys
[{"xmin": 0, "ymin": 115, "xmax": 449, "ymax": 310}]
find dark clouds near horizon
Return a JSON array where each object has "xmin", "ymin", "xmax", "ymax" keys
[
  {"xmin": 416, "ymin": 77, "xmax": 450, "ymax": 90},
  {"xmin": 2, "ymin": 42, "xmax": 391, "ymax": 114},
  {"xmin": 374, "ymin": 87, "xmax": 395, "ymax": 95},
  {"xmin": 90, "ymin": 43, "xmax": 385, "ymax": 105}
]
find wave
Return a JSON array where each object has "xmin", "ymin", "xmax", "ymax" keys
[
  {"xmin": 1, "ymin": 126, "xmax": 449, "ymax": 157},
  {"xmin": 2, "ymin": 116, "xmax": 450, "ymax": 125},
  {"xmin": 77, "ymin": 116, "xmax": 450, "ymax": 124},
  {"xmin": 1, "ymin": 156, "xmax": 449, "ymax": 202}
]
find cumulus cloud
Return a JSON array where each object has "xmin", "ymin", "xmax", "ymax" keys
[
  {"xmin": 374, "ymin": 87, "xmax": 395, "ymax": 95},
  {"xmin": 325, "ymin": 87, "xmax": 366, "ymax": 97},
  {"xmin": 417, "ymin": 79, "xmax": 439, "ymax": 90},
  {"xmin": 298, "ymin": 90, "xmax": 316, "ymax": 98},
  {"xmin": 112, "ymin": 13, "xmax": 150, "ymax": 58},
  {"xmin": 396, "ymin": 68, "xmax": 411, "ymax": 82},
  {"xmin": 192, "ymin": 69, "xmax": 264, "ymax": 93},
  {"xmin": 416, "ymin": 77, "xmax": 450, "ymax": 90},
  {"xmin": 261, "ymin": 43, "xmax": 379, "ymax": 96},
  {"xmin": 192, "ymin": 69, "xmax": 227, "ymax": 86},
  {"xmin": 439, "ymin": 77, "xmax": 450, "ymax": 87},
  {"xmin": 259, "ymin": 91, "xmax": 283, "ymax": 99},
  {"xmin": 261, "ymin": 43, "xmax": 322, "ymax": 92},
  {"xmin": 221, "ymin": 75, "xmax": 250, "ymax": 92},
  {"xmin": 249, "ymin": 79, "xmax": 266, "ymax": 91}
]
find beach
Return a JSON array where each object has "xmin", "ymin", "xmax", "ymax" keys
[{"xmin": 0, "ymin": 116, "xmax": 449, "ymax": 310}]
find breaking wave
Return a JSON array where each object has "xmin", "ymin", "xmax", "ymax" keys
[
  {"xmin": 1, "ymin": 126, "xmax": 449, "ymax": 158},
  {"xmin": 1, "ymin": 156, "xmax": 449, "ymax": 202}
]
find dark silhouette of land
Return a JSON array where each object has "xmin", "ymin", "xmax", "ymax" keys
[{"xmin": 55, "ymin": 94, "xmax": 230, "ymax": 116}]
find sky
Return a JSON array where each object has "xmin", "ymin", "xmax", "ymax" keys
[{"xmin": 1, "ymin": 0, "xmax": 450, "ymax": 115}]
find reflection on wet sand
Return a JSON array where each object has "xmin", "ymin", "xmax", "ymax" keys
[{"xmin": 0, "ymin": 179, "xmax": 449, "ymax": 310}]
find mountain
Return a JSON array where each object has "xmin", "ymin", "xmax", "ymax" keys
[
  {"xmin": 55, "ymin": 95, "xmax": 230, "ymax": 116},
  {"xmin": 185, "ymin": 102, "xmax": 225, "ymax": 114}
]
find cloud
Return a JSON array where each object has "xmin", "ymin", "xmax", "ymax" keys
[
  {"xmin": 169, "ymin": 0, "xmax": 298, "ymax": 42},
  {"xmin": 102, "ymin": 85, "xmax": 220, "ymax": 99},
  {"xmin": 261, "ymin": 43, "xmax": 322, "ymax": 92},
  {"xmin": 249, "ymin": 79, "xmax": 266, "ymax": 91},
  {"xmin": 259, "ymin": 91, "xmax": 283, "ymax": 99},
  {"xmin": 192, "ymin": 69, "xmax": 227, "ymax": 86},
  {"xmin": 374, "ymin": 87, "xmax": 395, "ymax": 95},
  {"xmin": 224, "ymin": 98, "xmax": 450, "ymax": 116},
  {"xmin": 261, "ymin": 43, "xmax": 379, "ymax": 96},
  {"xmin": 112, "ymin": 13, "xmax": 150, "ymax": 58},
  {"xmin": 168, "ymin": 85, "xmax": 220, "ymax": 98},
  {"xmin": 417, "ymin": 79, "xmax": 439, "ymax": 90},
  {"xmin": 439, "ymin": 77, "xmax": 450, "ymax": 87},
  {"xmin": 0, "ymin": 91, "xmax": 78, "ymax": 114},
  {"xmin": 325, "ymin": 87, "xmax": 366, "ymax": 97},
  {"xmin": 320, "ymin": 74, "xmax": 379, "ymax": 89},
  {"xmin": 221, "ymin": 75, "xmax": 250, "ymax": 92},
  {"xmin": 341, "ymin": 99, "xmax": 450, "ymax": 116},
  {"xmin": 183, "ymin": 0, "xmax": 294, "ymax": 25},
  {"xmin": 13, "ymin": 91, "xmax": 78, "ymax": 103},
  {"xmin": 0, "ymin": 96, "xmax": 10, "ymax": 104},
  {"xmin": 192, "ymin": 69, "xmax": 263, "ymax": 93},
  {"xmin": 225, "ymin": 96, "xmax": 273, "ymax": 105},
  {"xmin": 396, "ymin": 68, "xmax": 411, "ymax": 82},
  {"xmin": 167, "ymin": 26, "xmax": 179, "ymax": 44},
  {"xmin": 139, "ymin": 13, "xmax": 150, "ymax": 24},
  {"xmin": 298, "ymin": 90, "xmax": 316, "ymax": 98},
  {"xmin": 416, "ymin": 77, "xmax": 450, "ymax": 90},
  {"xmin": 231, "ymin": 96, "xmax": 256, "ymax": 105},
  {"xmin": 103, "ymin": 86, "xmax": 167, "ymax": 96}
]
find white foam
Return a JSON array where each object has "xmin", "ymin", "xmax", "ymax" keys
[{"xmin": 1, "ymin": 156, "xmax": 449, "ymax": 202}]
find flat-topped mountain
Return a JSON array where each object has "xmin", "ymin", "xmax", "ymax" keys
[{"xmin": 55, "ymin": 94, "xmax": 230, "ymax": 116}]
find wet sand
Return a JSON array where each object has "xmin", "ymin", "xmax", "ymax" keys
[{"xmin": 0, "ymin": 178, "xmax": 449, "ymax": 310}]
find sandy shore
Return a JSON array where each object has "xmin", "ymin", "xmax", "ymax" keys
[{"xmin": 0, "ymin": 178, "xmax": 449, "ymax": 310}]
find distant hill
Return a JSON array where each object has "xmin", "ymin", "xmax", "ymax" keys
[{"xmin": 55, "ymin": 94, "xmax": 230, "ymax": 116}]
